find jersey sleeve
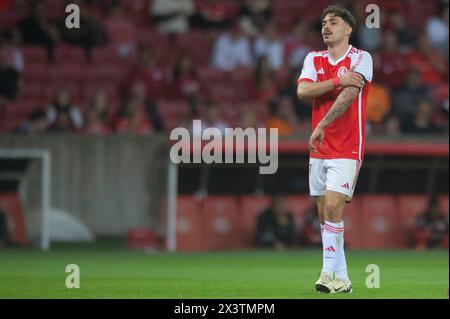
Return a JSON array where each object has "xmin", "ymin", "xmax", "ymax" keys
[
  {"xmin": 353, "ymin": 51, "xmax": 373, "ymax": 84},
  {"xmin": 297, "ymin": 52, "xmax": 317, "ymax": 84}
]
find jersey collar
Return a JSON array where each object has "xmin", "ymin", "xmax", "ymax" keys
[{"xmin": 327, "ymin": 45, "xmax": 352, "ymax": 66}]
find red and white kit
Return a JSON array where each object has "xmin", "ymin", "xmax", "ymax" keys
[{"xmin": 298, "ymin": 45, "xmax": 373, "ymax": 200}]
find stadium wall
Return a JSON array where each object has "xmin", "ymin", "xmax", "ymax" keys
[{"xmin": 0, "ymin": 135, "xmax": 169, "ymax": 236}]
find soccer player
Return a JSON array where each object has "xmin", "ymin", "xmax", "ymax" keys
[{"xmin": 297, "ymin": 6, "xmax": 373, "ymax": 294}]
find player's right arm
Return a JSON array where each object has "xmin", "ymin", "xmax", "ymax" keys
[{"xmin": 297, "ymin": 52, "xmax": 364, "ymax": 99}]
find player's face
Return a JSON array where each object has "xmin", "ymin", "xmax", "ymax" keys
[{"xmin": 321, "ymin": 14, "xmax": 352, "ymax": 45}]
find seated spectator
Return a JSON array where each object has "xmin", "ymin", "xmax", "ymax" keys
[
  {"xmin": 82, "ymin": 89, "xmax": 111, "ymax": 135},
  {"xmin": 401, "ymin": 99, "xmax": 443, "ymax": 134},
  {"xmin": 407, "ymin": 33, "xmax": 448, "ymax": 86},
  {"xmin": 383, "ymin": 116, "xmax": 401, "ymax": 137},
  {"xmin": 388, "ymin": 11, "xmax": 415, "ymax": 51},
  {"xmin": 249, "ymin": 56, "xmax": 278, "ymax": 104},
  {"xmin": 425, "ymin": 3, "xmax": 449, "ymax": 54},
  {"xmin": 193, "ymin": 101, "xmax": 228, "ymax": 136},
  {"xmin": 151, "ymin": 0, "xmax": 195, "ymax": 35},
  {"xmin": 240, "ymin": 104, "xmax": 258, "ymax": 129},
  {"xmin": 254, "ymin": 23, "xmax": 284, "ymax": 70},
  {"xmin": 366, "ymin": 82, "xmax": 391, "ymax": 131},
  {"xmin": 412, "ymin": 196, "xmax": 448, "ymax": 250},
  {"xmin": 124, "ymin": 45, "xmax": 169, "ymax": 100},
  {"xmin": 104, "ymin": 0, "xmax": 137, "ymax": 59},
  {"xmin": 0, "ymin": 30, "xmax": 24, "ymax": 73},
  {"xmin": 114, "ymin": 97, "xmax": 152, "ymax": 135},
  {"xmin": 301, "ymin": 203, "xmax": 322, "ymax": 247},
  {"xmin": 211, "ymin": 22, "xmax": 253, "ymax": 71},
  {"xmin": 18, "ymin": 0, "xmax": 59, "ymax": 60},
  {"xmin": 190, "ymin": 0, "xmax": 233, "ymax": 31},
  {"xmin": 392, "ymin": 69, "xmax": 429, "ymax": 118},
  {"xmin": 0, "ymin": 41, "xmax": 20, "ymax": 107},
  {"xmin": 15, "ymin": 109, "xmax": 48, "ymax": 134},
  {"xmin": 284, "ymin": 22, "xmax": 312, "ymax": 69},
  {"xmin": 59, "ymin": 0, "xmax": 108, "ymax": 58},
  {"xmin": 256, "ymin": 196, "xmax": 295, "ymax": 250},
  {"xmin": 47, "ymin": 109, "xmax": 77, "ymax": 133},
  {"xmin": 0, "ymin": 208, "xmax": 9, "ymax": 250},
  {"xmin": 373, "ymin": 31, "xmax": 407, "ymax": 90},
  {"xmin": 238, "ymin": 0, "xmax": 271, "ymax": 36},
  {"xmin": 172, "ymin": 53, "xmax": 200, "ymax": 100},
  {"xmin": 266, "ymin": 96, "xmax": 298, "ymax": 136},
  {"xmin": 47, "ymin": 87, "xmax": 84, "ymax": 130}
]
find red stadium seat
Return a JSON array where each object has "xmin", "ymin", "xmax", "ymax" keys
[
  {"xmin": 360, "ymin": 195, "xmax": 401, "ymax": 249},
  {"xmin": 342, "ymin": 199, "xmax": 363, "ymax": 249},
  {"xmin": 54, "ymin": 45, "xmax": 86, "ymax": 64},
  {"xmin": 284, "ymin": 195, "xmax": 312, "ymax": 231},
  {"xmin": 202, "ymin": 196, "xmax": 241, "ymax": 250},
  {"xmin": 21, "ymin": 46, "xmax": 48, "ymax": 64},
  {"xmin": 174, "ymin": 195, "xmax": 205, "ymax": 252},
  {"xmin": 198, "ymin": 67, "xmax": 228, "ymax": 83},
  {"xmin": 239, "ymin": 195, "xmax": 272, "ymax": 247},
  {"xmin": 91, "ymin": 47, "xmax": 123, "ymax": 64},
  {"xmin": 23, "ymin": 63, "xmax": 49, "ymax": 82},
  {"xmin": 439, "ymin": 195, "xmax": 449, "ymax": 217},
  {"xmin": 398, "ymin": 195, "xmax": 429, "ymax": 247}
]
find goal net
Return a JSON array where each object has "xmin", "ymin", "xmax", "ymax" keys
[{"xmin": 0, "ymin": 149, "xmax": 51, "ymax": 250}]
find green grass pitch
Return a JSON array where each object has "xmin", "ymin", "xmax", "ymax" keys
[{"xmin": 0, "ymin": 242, "xmax": 448, "ymax": 299}]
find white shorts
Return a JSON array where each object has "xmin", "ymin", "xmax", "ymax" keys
[{"xmin": 309, "ymin": 158, "xmax": 362, "ymax": 202}]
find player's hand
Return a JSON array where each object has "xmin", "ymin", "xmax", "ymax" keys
[
  {"xmin": 309, "ymin": 125, "xmax": 325, "ymax": 153},
  {"xmin": 339, "ymin": 71, "xmax": 364, "ymax": 89}
]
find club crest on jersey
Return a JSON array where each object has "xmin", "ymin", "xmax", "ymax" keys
[{"xmin": 337, "ymin": 66, "xmax": 348, "ymax": 78}]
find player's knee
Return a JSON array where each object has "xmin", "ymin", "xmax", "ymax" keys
[{"xmin": 324, "ymin": 199, "xmax": 343, "ymax": 221}]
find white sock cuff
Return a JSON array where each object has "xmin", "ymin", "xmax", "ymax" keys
[{"xmin": 324, "ymin": 221, "xmax": 344, "ymax": 234}]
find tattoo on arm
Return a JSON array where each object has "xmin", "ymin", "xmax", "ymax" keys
[{"xmin": 318, "ymin": 87, "xmax": 359, "ymax": 128}]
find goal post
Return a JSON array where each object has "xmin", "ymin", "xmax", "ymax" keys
[{"xmin": 0, "ymin": 149, "xmax": 51, "ymax": 251}]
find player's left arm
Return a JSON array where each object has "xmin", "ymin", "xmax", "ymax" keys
[{"xmin": 309, "ymin": 86, "xmax": 359, "ymax": 153}]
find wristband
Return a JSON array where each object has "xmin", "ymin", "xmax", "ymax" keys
[{"xmin": 332, "ymin": 77, "xmax": 341, "ymax": 88}]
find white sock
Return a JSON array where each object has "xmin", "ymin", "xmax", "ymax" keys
[
  {"xmin": 321, "ymin": 221, "xmax": 342, "ymax": 275},
  {"xmin": 334, "ymin": 221, "xmax": 350, "ymax": 283}
]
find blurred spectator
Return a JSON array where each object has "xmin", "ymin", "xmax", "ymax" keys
[
  {"xmin": 211, "ymin": 22, "xmax": 253, "ymax": 71},
  {"xmin": 284, "ymin": 22, "xmax": 312, "ymax": 69},
  {"xmin": 151, "ymin": 0, "xmax": 195, "ymax": 34},
  {"xmin": 201, "ymin": 102, "xmax": 228, "ymax": 134},
  {"xmin": 0, "ymin": 41, "xmax": 20, "ymax": 105},
  {"xmin": 0, "ymin": 208, "xmax": 9, "ymax": 250},
  {"xmin": 15, "ymin": 109, "xmax": 48, "ymax": 134},
  {"xmin": 400, "ymin": 99, "xmax": 443, "ymax": 134},
  {"xmin": 425, "ymin": 4, "xmax": 449, "ymax": 54},
  {"xmin": 383, "ymin": 116, "xmax": 401, "ymax": 137},
  {"xmin": 238, "ymin": 0, "xmax": 271, "ymax": 36},
  {"xmin": 104, "ymin": 0, "xmax": 137, "ymax": 59},
  {"xmin": 412, "ymin": 196, "xmax": 449, "ymax": 250},
  {"xmin": 254, "ymin": 23, "xmax": 284, "ymax": 70},
  {"xmin": 124, "ymin": 46, "xmax": 168, "ymax": 99},
  {"xmin": 407, "ymin": 33, "xmax": 448, "ymax": 86},
  {"xmin": 114, "ymin": 97, "xmax": 152, "ymax": 135},
  {"xmin": 256, "ymin": 196, "xmax": 295, "ymax": 250},
  {"xmin": 249, "ymin": 57, "xmax": 278, "ymax": 104},
  {"xmin": 172, "ymin": 53, "xmax": 201, "ymax": 100},
  {"xmin": 0, "ymin": 30, "xmax": 24, "ymax": 73},
  {"xmin": 59, "ymin": 0, "xmax": 108, "ymax": 58},
  {"xmin": 240, "ymin": 104, "xmax": 258, "ymax": 128},
  {"xmin": 82, "ymin": 89, "xmax": 111, "ymax": 135},
  {"xmin": 47, "ymin": 87, "xmax": 84, "ymax": 130},
  {"xmin": 266, "ymin": 96, "xmax": 298, "ymax": 136},
  {"xmin": 366, "ymin": 82, "xmax": 391, "ymax": 128},
  {"xmin": 190, "ymin": 0, "xmax": 233, "ymax": 31},
  {"xmin": 48, "ymin": 109, "xmax": 77, "ymax": 133},
  {"xmin": 388, "ymin": 11, "xmax": 415, "ymax": 50},
  {"xmin": 373, "ymin": 31, "xmax": 407, "ymax": 90},
  {"xmin": 18, "ymin": 0, "xmax": 59, "ymax": 60},
  {"xmin": 302, "ymin": 203, "xmax": 322, "ymax": 247},
  {"xmin": 392, "ymin": 69, "xmax": 429, "ymax": 118}
]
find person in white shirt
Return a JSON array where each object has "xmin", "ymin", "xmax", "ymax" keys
[
  {"xmin": 254, "ymin": 23, "xmax": 284, "ymax": 70},
  {"xmin": 211, "ymin": 23, "xmax": 253, "ymax": 71},
  {"xmin": 151, "ymin": 0, "xmax": 195, "ymax": 34}
]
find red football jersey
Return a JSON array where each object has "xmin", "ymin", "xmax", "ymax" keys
[{"xmin": 298, "ymin": 45, "xmax": 373, "ymax": 161}]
